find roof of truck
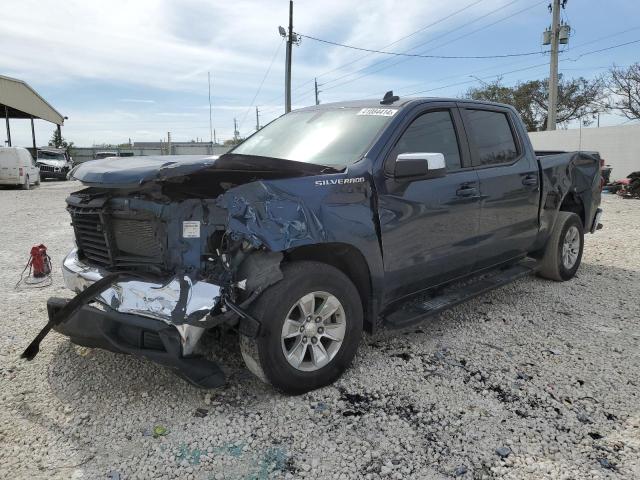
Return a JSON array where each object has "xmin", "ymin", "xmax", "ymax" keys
[{"xmin": 296, "ymin": 97, "xmax": 514, "ymax": 112}]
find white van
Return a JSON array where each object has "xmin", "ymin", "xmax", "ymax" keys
[{"xmin": 0, "ymin": 147, "xmax": 40, "ymax": 189}]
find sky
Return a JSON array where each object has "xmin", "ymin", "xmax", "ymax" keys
[{"xmin": 1, "ymin": 0, "xmax": 639, "ymax": 147}]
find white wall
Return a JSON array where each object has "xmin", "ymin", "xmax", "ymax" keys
[{"xmin": 528, "ymin": 124, "xmax": 640, "ymax": 179}]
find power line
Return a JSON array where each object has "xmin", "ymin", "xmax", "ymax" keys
[
  {"xmin": 565, "ymin": 25, "xmax": 640, "ymax": 51},
  {"xmin": 564, "ymin": 38, "xmax": 640, "ymax": 62},
  {"xmin": 390, "ymin": 26, "xmax": 640, "ymax": 97},
  {"xmin": 287, "ymin": 0, "xmax": 486, "ymax": 93},
  {"xmin": 238, "ymin": 38, "xmax": 284, "ymax": 131},
  {"xmin": 370, "ymin": 25, "xmax": 640, "ymax": 98},
  {"xmin": 297, "ymin": 33, "xmax": 551, "ymax": 59},
  {"xmin": 319, "ymin": 0, "xmax": 545, "ymax": 93},
  {"xmin": 312, "ymin": 0, "xmax": 526, "ymax": 91},
  {"xmin": 268, "ymin": 9, "xmax": 638, "ymax": 113},
  {"xmin": 261, "ymin": 0, "xmax": 489, "ymax": 106},
  {"xmin": 402, "ymin": 62, "xmax": 550, "ymax": 96},
  {"xmin": 402, "ymin": 38, "xmax": 640, "ymax": 97}
]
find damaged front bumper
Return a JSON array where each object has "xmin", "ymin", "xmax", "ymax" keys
[
  {"xmin": 50, "ymin": 248, "xmax": 227, "ymax": 388},
  {"xmin": 62, "ymin": 248, "xmax": 221, "ymax": 350}
]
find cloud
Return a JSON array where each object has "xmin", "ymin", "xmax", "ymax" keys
[
  {"xmin": 2, "ymin": 0, "xmax": 588, "ymax": 146},
  {"xmin": 119, "ymin": 99, "xmax": 156, "ymax": 104},
  {"xmin": 0, "ymin": 0, "xmax": 464, "ymax": 94},
  {"xmin": 156, "ymin": 112, "xmax": 198, "ymax": 117}
]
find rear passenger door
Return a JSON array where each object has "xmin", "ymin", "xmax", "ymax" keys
[
  {"xmin": 375, "ymin": 105, "xmax": 482, "ymax": 300},
  {"xmin": 458, "ymin": 104, "xmax": 540, "ymax": 270}
]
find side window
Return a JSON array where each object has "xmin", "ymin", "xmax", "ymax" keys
[
  {"xmin": 464, "ymin": 109, "xmax": 518, "ymax": 166},
  {"xmin": 392, "ymin": 110, "xmax": 462, "ymax": 170}
]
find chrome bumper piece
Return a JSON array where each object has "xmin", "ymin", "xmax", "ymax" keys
[{"xmin": 61, "ymin": 248, "xmax": 222, "ymax": 354}]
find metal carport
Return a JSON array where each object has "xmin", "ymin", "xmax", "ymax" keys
[{"xmin": 0, "ymin": 74, "xmax": 66, "ymax": 150}]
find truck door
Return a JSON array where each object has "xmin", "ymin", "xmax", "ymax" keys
[
  {"xmin": 458, "ymin": 104, "xmax": 540, "ymax": 269},
  {"xmin": 374, "ymin": 105, "xmax": 482, "ymax": 300}
]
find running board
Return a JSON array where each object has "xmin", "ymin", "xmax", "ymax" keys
[{"xmin": 384, "ymin": 259, "xmax": 537, "ymax": 328}]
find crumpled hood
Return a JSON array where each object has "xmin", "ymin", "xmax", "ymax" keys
[
  {"xmin": 71, "ymin": 153, "xmax": 339, "ymax": 188},
  {"xmin": 37, "ymin": 159, "xmax": 68, "ymax": 168},
  {"xmin": 71, "ymin": 155, "xmax": 218, "ymax": 187}
]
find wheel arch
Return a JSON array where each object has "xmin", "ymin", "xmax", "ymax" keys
[
  {"xmin": 284, "ymin": 242, "xmax": 375, "ymax": 332},
  {"xmin": 558, "ymin": 191, "xmax": 585, "ymax": 228}
]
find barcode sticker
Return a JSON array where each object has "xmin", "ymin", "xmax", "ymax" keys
[
  {"xmin": 182, "ymin": 221, "xmax": 200, "ymax": 238},
  {"xmin": 357, "ymin": 108, "xmax": 398, "ymax": 116}
]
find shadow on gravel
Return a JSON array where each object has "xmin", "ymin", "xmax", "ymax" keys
[{"xmin": 45, "ymin": 329, "xmax": 259, "ymax": 406}]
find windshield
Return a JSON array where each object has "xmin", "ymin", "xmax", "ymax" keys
[
  {"xmin": 38, "ymin": 151, "xmax": 65, "ymax": 160},
  {"xmin": 232, "ymin": 107, "xmax": 396, "ymax": 166}
]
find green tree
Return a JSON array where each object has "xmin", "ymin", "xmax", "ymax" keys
[
  {"xmin": 466, "ymin": 75, "xmax": 606, "ymax": 131},
  {"xmin": 48, "ymin": 129, "xmax": 74, "ymax": 152}
]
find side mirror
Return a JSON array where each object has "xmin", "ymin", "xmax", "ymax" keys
[{"xmin": 394, "ymin": 152, "xmax": 446, "ymax": 178}]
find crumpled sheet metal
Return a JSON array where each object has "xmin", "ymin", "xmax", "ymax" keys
[
  {"xmin": 219, "ymin": 181, "xmax": 326, "ymax": 251},
  {"xmin": 62, "ymin": 248, "xmax": 221, "ymax": 326},
  {"xmin": 102, "ymin": 277, "xmax": 220, "ymax": 325}
]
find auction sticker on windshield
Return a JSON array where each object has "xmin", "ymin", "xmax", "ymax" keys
[{"xmin": 357, "ymin": 108, "xmax": 397, "ymax": 116}]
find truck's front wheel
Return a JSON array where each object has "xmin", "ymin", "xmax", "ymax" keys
[{"xmin": 240, "ymin": 261, "xmax": 363, "ymax": 394}]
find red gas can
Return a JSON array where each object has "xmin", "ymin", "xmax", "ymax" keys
[{"xmin": 30, "ymin": 244, "xmax": 52, "ymax": 278}]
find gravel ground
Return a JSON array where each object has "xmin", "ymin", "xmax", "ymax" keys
[{"xmin": 0, "ymin": 181, "xmax": 638, "ymax": 480}]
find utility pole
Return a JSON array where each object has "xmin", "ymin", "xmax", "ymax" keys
[
  {"xmin": 31, "ymin": 116, "xmax": 36, "ymax": 150},
  {"xmin": 285, "ymin": 1, "xmax": 293, "ymax": 113},
  {"xmin": 546, "ymin": 0, "xmax": 561, "ymax": 131},
  {"xmin": 279, "ymin": 1, "xmax": 299, "ymax": 113},
  {"xmin": 233, "ymin": 118, "xmax": 239, "ymax": 143},
  {"xmin": 314, "ymin": 78, "xmax": 320, "ymax": 105},
  {"xmin": 214, "ymin": 128, "xmax": 217, "ymax": 145},
  {"xmin": 4, "ymin": 106, "xmax": 11, "ymax": 147},
  {"xmin": 208, "ymin": 71, "xmax": 214, "ymax": 146},
  {"xmin": 255, "ymin": 106, "xmax": 260, "ymax": 131}
]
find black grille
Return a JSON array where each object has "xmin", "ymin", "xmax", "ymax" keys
[
  {"xmin": 68, "ymin": 206, "xmax": 112, "ymax": 267},
  {"xmin": 112, "ymin": 218, "xmax": 163, "ymax": 258},
  {"xmin": 68, "ymin": 205, "xmax": 165, "ymax": 270},
  {"xmin": 142, "ymin": 331, "xmax": 165, "ymax": 351},
  {"xmin": 38, "ymin": 164, "xmax": 56, "ymax": 173}
]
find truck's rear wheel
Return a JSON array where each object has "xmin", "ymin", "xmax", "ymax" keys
[
  {"xmin": 240, "ymin": 261, "xmax": 363, "ymax": 394},
  {"xmin": 537, "ymin": 212, "xmax": 584, "ymax": 281}
]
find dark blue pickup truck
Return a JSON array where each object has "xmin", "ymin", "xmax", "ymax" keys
[{"xmin": 25, "ymin": 94, "xmax": 603, "ymax": 394}]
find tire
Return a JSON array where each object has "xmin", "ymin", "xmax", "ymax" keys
[
  {"xmin": 21, "ymin": 175, "xmax": 30, "ymax": 190},
  {"xmin": 240, "ymin": 261, "xmax": 363, "ymax": 394},
  {"xmin": 35, "ymin": 173, "xmax": 41, "ymax": 186},
  {"xmin": 537, "ymin": 212, "xmax": 584, "ymax": 281}
]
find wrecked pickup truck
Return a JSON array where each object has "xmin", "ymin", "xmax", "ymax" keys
[{"xmin": 23, "ymin": 94, "xmax": 603, "ymax": 394}]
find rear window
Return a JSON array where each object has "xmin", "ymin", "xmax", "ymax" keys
[{"xmin": 465, "ymin": 110, "xmax": 518, "ymax": 166}]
